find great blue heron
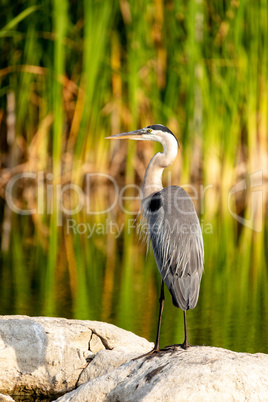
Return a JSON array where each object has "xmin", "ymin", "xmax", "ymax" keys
[{"xmin": 106, "ymin": 124, "xmax": 204, "ymax": 354}]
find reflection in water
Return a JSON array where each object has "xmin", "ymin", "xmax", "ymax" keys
[{"xmin": 0, "ymin": 197, "xmax": 267, "ymax": 355}]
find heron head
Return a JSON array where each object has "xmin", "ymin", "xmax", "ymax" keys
[{"xmin": 105, "ymin": 124, "xmax": 178, "ymax": 145}]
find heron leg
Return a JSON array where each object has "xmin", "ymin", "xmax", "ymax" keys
[
  {"xmin": 163, "ymin": 310, "xmax": 191, "ymax": 351},
  {"xmin": 133, "ymin": 280, "xmax": 165, "ymax": 360},
  {"xmin": 154, "ymin": 280, "xmax": 165, "ymax": 351},
  {"xmin": 181, "ymin": 310, "xmax": 190, "ymax": 349}
]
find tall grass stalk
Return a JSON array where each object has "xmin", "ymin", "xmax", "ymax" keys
[{"xmin": 45, "ymin": 0, "xmax": 68, "ymax": 314}]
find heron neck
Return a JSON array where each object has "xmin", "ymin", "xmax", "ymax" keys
[{"xmin": 141, "ymin": 137, "xmax": 178, "ymax": 199}]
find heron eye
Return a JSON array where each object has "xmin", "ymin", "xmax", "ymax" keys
[{"xmin": 147, "ymin": 128, "xmax": 152, "ymax": 133}]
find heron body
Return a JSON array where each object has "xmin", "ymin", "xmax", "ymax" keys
[
  {"xmin": 106, "ymin": 124, "xmax": 204, "ymax": 353},
  {"xmin": 143, "ymin": 186, "xmax": 203, "ymax": 311}
]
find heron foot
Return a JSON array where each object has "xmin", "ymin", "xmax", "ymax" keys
[
  {"xmin": 133, "ymin": 341, "xmax": 201, "ymax": 360},
  {"xmin": 164, "ymin": 343, "xmax": 204, "ymax": 351},
  {"xmin": 180, "ymin": 340, "xmax": 191, "ymax": 350},
  {"xmin": 163, "ymin": 341, "xmax": 192, "ymax": 351},
  {"xmin": 132, "ymin": 347, "xmax": 164, "ymax": 361}
]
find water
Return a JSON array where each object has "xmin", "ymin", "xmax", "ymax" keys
[{"xmin": 0, "ymin": 210, "xmax": 267, "ymax": 355}]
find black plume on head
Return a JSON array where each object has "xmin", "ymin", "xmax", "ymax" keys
[{"xmin": 146, "ymin": 124, "xmax": 178, "ymax": 143}]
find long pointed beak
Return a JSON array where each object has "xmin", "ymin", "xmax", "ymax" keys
[{"xmin": 105, "ymin": 129, "xmax": 147, "ymax": 140}]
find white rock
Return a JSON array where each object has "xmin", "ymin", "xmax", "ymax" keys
[
  {"xmin": 89, "ymin": 333, "xmax": 106, "ymax": 354},
  {"xmin": 57, "ymin": 346, "xmax": 268, "ymax": 402},
  {"xmin": 86, "ymin": 320, "xmax": 152, "ymax": 350},
  {"xmin": 0, "ymin": 394, "xmax": 15, "ymax": 402},
  {"xmin": 0, "ymin": 315, "xmax": 152, "ymax": 398},
  {"xmin": 2, "ymin": 316, "xmax": 268, "ymax": 401},
  {"xmin": 77, "ymin": 349, "xmax": 144, "ymax": 387}
]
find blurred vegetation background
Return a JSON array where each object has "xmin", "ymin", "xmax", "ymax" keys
[{"xmin": 0, "ymin": 0, "xmax": 267, "ymax": 353}]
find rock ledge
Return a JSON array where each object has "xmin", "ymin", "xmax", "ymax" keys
[{"xmin": 0, "ymin": 316, "xmax": 267, "ymax": 401}]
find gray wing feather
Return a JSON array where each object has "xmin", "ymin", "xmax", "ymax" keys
[{"xmin": 143, "ymin": 186, "xmax": 204, "ymax": 311}]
